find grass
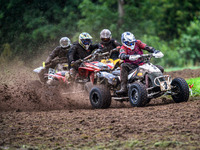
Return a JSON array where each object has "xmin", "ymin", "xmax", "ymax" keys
[
  {"xmin": 165, "ymin": 66, "xmax": 200, "ymax": 72},
  {"xmin": 186, "ymin": 77, "xmax": 200, "ymax": 96}
]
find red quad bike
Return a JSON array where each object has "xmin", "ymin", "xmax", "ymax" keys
[
  {"xmin": 89, "ymin": 52, "xmax": 190, "ymax": 109},
  {"xmin": 42, "ymin": 52, "xmax": 115, "ymax": 91}
]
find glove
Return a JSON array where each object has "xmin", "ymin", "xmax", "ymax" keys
[
  {"xmin": 93, "ymin": 49, "xmax": 101, "ymax": 55},
  {"xmin": 71, "ymin": 60, "xmax": 81, "ymax": 67},
  {"xmin": 75, "ymin": 59, "xmax": 82, "ymax": 64},
  {"xmin": 71, "ymin": 59, "xmax": 81, "ymax": 65},
  {"xmin": 120, "ymin": 54, "xmax": 130, "ymax": 60},
  {"xmin": 45, "ymin": 61, "xmax": 51, "ymax": 66},
  {"xmin": 153, "ymin": 51, "xmax": 164, "ymax": 58},
  {"xmin": 129, "ymin": 55, "xmax": 141, "ymax": 61},
  {"xmin": 112, "ymin": 46, "xmax": 121, "ymax": 52}
]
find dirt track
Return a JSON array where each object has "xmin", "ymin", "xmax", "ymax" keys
[{"xmin": 0, "ymin": 66, "xmax": 199, "ymax": 149}]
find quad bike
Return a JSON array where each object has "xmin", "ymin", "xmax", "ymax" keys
[
  {"xmin": 99, "ymin": 48, "xmax": 123, "ymax": 70},
  {"xmin": 36, "ymin": 52, "xmax": 115, "ymax": 88},
  {"xmin": 33, "ymin": 57, "xmax": 69, "ymax": 84},
  {"xmin": 74, "ymin": 49, "xmax": 123, "ymax": 92},
  {"xmin": 89, "ymin": 52, "xmax": 190, "ymax": 109}
]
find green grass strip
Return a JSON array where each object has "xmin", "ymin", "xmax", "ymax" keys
[{"xmin": 186, "ymin": 77, "xmax": 200, "ymax": 96}]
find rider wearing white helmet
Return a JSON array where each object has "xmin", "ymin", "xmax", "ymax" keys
[
  {"xmin": 38, "ymin": 37, "xmax": 71, "ymax": 83},
  {"xmin": 116, "ymin": 32, "xmax": 164, "ymax": 95},
  {"xmin": 45, "ymin": 37, "xmax": 71, "ymax": 65}
]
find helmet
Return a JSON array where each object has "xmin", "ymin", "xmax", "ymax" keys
[
  {"xmin": 60, "ymin": 37, "xmax": 71, "ymax": 48},
  {"xmin": 100, "ymin": 29, "xmax": 112, "ymax": 43},
  {"xmin": 121, "ymin": 32, "xmax": 136, "ymax": 50},
  {"xmin": 79, "ymin": 32, "xmax": 92, "ymax": 50}
]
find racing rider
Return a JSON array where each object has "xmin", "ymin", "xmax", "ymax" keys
[
  {"xmin": 68, "ymin": 32, "xmax": 100, "ymax": 77},
  {"xmin": 39, "ymin": 37, "xmax": 71, "ymax": 83},
  {"xmin": 96, "ymin": 29, "xmax": 121, "ymax": 60},
  {"xmin": 116, "ymin": 32, "xmax": 164, "ymax": 95}
]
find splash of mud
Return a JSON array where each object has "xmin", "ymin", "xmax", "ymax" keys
[{"xmin": 0, "ymin": 61, "xmax": 91, "ymax": 112}]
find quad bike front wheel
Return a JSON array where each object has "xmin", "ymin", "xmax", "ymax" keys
[
  {"xmin": 171, "ymin": 77, "xmax": 189, "ymax": 103},
  {"xmin": 38, "ymin": 68, "xmax": 48, "ymax": 84},
  {"xmin": 89, "ymin": 85, "xmax": 111, "ymax": 109},
  {"xmin": 128, "ymin": 82, "xmax": 148, "ymax": 107}
]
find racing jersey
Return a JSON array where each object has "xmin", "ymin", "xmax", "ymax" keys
[{"xmin": 119, "ymin": 40, "xmax": 146, "ymax": 65}]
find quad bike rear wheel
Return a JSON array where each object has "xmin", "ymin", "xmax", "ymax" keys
[
  {"xmin": 128, "ymin": 82, "xmax": 148, "ymax": 107},
  {"xmin": 89, "ymin": 85, "xmax": 111, "ymax": 109},
  {"xmin": 171, "ymin": 77, "xmax": 189, "ymax": 103}
]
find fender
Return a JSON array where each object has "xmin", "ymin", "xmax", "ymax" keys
[{"xmin": 97, "ymin": 71, "xmax": 118, "ymax": 86}]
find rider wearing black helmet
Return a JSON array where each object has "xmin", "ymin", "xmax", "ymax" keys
[{"xmin": 97, "ymin": 29, "xmax": 121, "ymax": 60}]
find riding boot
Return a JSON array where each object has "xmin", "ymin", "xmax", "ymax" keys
[
  {"xmin": 116, "ymin": 81, "xmax": 127, "ymax": 95},
  {"xmin": 116, "ymin": 63, "xmax": 128, "ymax": 95}
]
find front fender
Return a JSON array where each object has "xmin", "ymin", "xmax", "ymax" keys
[{"xmin": 97, "ymin": 72, "xmax": 118, "ymax": 86}]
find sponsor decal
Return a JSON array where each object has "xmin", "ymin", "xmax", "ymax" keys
[{"xmin": 137, "ymin": 72, "xmax": 143, "ymax": 76}]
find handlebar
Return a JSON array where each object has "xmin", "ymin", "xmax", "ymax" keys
[
  {"xmin": 45, "ymin": 57, "xmax": 68, "ymax": 68},
  {"xmin": 83, "ymin": 51, "xmax": 110, "ymax": 62},
  {"xmin": 129, "ymin": 52, "xmax": 163, "ymax": 62}
]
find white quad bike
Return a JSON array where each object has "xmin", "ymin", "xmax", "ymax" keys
[
  {"xmin": 33, "ymin": 57, "xmax": 69, "ymax": 84},
  {"xmin": 89, "ymin": 52, "xmax": 190, "ymax": 108}
]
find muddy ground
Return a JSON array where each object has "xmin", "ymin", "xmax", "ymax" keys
[{"xmin": 0, "ymin": 64, "xmax": 199, "ymax": 149}]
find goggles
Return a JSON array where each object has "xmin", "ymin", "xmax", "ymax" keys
[
  {"xmin": 124, "ymin": 41, "xmax": 135, "ymax": 46},
  {"xmin": 81, "ymin": 39, "xmax": 92, "ymax": 45},
  {"xmin": 101, "ymin": 38, "xmax": 110, "ymax": 42}
]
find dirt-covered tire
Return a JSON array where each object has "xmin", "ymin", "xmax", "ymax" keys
[
  {"xmin": 171, "ymin": 77, "xmax": 189, "ymax": 103},
  {"xmin": 89, "ymin": 85, "xmax": 111, "ymax": 109},
  {"xmin": 128, "ymin": 82, "xmax": 147, "ymax": 107},
  {"xmin": 38, "ymin": 68, "xmax": 48, "ymax": 84},
  {"xmin": 146, "ymin": 98, "xmax": 151, "ymax": 104},
  {"xmin": 84, "ymin": 82, "xmax": 93, "ymax": 93}
]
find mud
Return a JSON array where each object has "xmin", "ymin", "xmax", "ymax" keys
[
  {"xmin": 165, "ymin": 68, "xmax": 200, "ymax": 79},
  {"xmin": 0, "ymin": 64, "xmax": 199, "ymax": 149}
]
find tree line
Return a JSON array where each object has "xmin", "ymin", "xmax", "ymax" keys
[{"xmin": 0, "ymin": 0, "xmax": 200, "ymax": 67}]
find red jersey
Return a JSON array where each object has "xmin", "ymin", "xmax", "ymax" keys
[{"xmin": 119, "ymin": 40, "xmax": 146, "ymax": 65}]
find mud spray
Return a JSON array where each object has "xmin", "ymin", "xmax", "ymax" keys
[{"xmin": 0, "ymin": 60, "xmax": 92, "ymax": 112}]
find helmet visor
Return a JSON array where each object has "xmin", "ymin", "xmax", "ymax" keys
[
  {"xmin": 61, "ymin": 40, "xmax": 69, "ymax": 47},
  {"xmin": 81, "ymin": 39, "xmax": 92, "ymax": 45},
  {"xmin": 124, "ymin": 41, "xmax": 135, "ymax": 46},
  {"xmin": 101, "ymin": 38, "xmax": 110, "ymax": 42}
]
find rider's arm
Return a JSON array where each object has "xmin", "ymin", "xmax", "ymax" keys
[
  {"xmin": 45, "ymin": 47, "xmax": 60, "ymax": 64},
  {"xmin": 68, "ymin": 46, "xmax": 77, "ymax": 63},
  {"xmin": 137, "ymin": 40, "xmax": 160, "ymax": 53},
  {"xmin": 143, "ymin": 45, "xmax": 157, "ymax": 53},
  {"xmin": 113, "ymin": 39, "xmax": 122, "ymax": 47},
  {"xmin": 119, "ymin": 53, "xmax": 129, "ymax": 60},
  {"xmin": 119, "ymin": 48, "xmax": 129, "ymax": 60},
  {"xmin": 91, "ymin": 43, "xmax": 101, "ymax": 51}
]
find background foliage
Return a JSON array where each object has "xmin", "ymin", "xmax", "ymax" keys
[{"xmin": 0, "ymin": 0, "xmax": 200, "ymax": 67}]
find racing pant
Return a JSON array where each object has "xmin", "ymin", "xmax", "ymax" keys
[{"xmin": 116, "ymin": 63, "xmax": 138, "ymax": 94}]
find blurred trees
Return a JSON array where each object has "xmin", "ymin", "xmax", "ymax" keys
[{"xmin": 0, "ymin": 0, "xmax": 199, "ymax": 67}]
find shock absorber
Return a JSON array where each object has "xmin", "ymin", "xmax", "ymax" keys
[{"xmin": 145, "ymin": 74, "xmax": 149, "ymax": 88}]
